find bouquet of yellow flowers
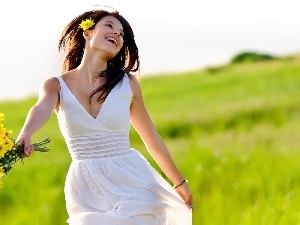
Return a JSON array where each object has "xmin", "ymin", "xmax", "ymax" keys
[{"xmin": 0, "ymin": 113, "xmax": 51, "ymax": 188}]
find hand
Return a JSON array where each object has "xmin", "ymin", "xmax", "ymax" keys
[
  {"xmin": 17, "ymin": 132, "xmax": 34, "ymax": 157},
  {"xmin": 175, "ymin": 183, "xmax": 193, "ymax": 209}
]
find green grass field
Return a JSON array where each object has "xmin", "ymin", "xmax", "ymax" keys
[{"xmin": 0, "ymin": 54, "xmax": 300, "ymax": 224}]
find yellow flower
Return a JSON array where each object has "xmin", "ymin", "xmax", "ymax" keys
[
  {"xmin": 0, "ymin": 141, "xmax": 8, "ymax": 158},
  {"xmin": 0, "ymin": 127, "xmax": 12, "ymax": 139},
  {"xmin": 0, "ymin": 113, "xmax": 51, "ymax": 189},
  {"xmin": 0, "ymin": 113, "xmax": 4, "ymax": 122},
  {"xmin": 3, "ymin": 137, "xmax": 14, "ymax": 150},
  {"xmin": 5, "ymin": 128, "xmax": 12, "ymax": 137},
  {"xmin": 0, "ymin": 167, "xmax": 5, "ymax": 177},
  {"xmin": 0, "ymin": 126, "xmax": 4, "ymax": 137},
  {"xmin": 0, "ymin": 136, "xmax": 11, "ymax": 157},
  {"xmin": 79, "ymin": 18, "xmax": 95, "ymax": 31}
]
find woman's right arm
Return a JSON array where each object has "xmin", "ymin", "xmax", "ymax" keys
[{"xmin": 17, "ymin": 77, "xmax": 60, "ymax": 156}]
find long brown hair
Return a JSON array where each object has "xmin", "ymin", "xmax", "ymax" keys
[{"xmin": 58, "ymin": 9, "xmax": 140, "ymax": 103}]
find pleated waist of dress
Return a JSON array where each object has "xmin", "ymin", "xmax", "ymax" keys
[{"xmin": 66, "ymin": 132, "xmax": 132, "ymax": 160}]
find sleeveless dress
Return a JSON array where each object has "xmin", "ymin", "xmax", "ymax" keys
[{"xmin": 56, "ymin": 74, "xmax": 192, "ymax": 225}]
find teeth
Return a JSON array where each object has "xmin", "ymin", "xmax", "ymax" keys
[{"xmin": 105, "ymin": 37, "xmax": 117, "ymax": 46}]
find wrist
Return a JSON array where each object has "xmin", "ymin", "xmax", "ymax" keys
[{"xmin": 173, "ymin": 179, "xmax": 188, "ymax": 189}]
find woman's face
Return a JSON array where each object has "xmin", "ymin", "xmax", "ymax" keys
[{"xmin": 87, "ymin": 15, "xmax": 124, "ymax": 59}]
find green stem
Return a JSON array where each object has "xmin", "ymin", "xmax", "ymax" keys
[{"xmin": 32, "ymin": 137, "xmax": 51, "ymax": 152}]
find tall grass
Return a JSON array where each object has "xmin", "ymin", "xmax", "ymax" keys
[{"xmin": 0, "ymin": 54, "xmax": 300, "ymax": 224}]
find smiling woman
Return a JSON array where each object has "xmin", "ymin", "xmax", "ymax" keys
[{"xmin": 15, "ymin": 7, "xmax": 193, "ymax": 225}]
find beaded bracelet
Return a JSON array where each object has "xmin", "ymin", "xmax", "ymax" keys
[{"xmin": 173, "ymin": 179, "xmax": 188, "ymax": 189}]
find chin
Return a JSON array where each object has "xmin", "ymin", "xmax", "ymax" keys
[{"xmin": 102, "ymin": 48, "xmax": 120, "ymax": 60}]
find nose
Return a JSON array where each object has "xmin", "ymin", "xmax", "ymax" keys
[{"xmin": 113, "ymin": 31, "xmax": 120, "ymax": 36}]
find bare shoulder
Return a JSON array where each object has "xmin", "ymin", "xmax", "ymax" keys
[
  {"xmin": 128, "ymin": 75, "xmax": 143, "ymax": 98},
  {"xmin": 40, "ymin": 76, "xmax": 60, "ymax": 91},
  {"xmin": 33, "ymin": 76, "xmax": 61, "ymax": 111},
  {"xmin": 41, "ymin": 76, "xmax": 60, "ymax": 86}
]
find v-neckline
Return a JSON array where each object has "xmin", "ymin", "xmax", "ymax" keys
[{"xmin": 60, "ymin": 77, "xmax": 116, "ymax": 120}]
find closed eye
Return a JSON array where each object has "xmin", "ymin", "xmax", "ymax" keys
[{"xmin": 105, "ymin": 23, "xmax": 113, "ymax": 28}]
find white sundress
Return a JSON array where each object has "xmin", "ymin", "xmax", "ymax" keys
[{"xmin": 56, "ymin": 74, "xmax": 192, "ymax": 225}]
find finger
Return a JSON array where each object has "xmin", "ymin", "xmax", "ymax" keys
[
  {"xmin": 24, "ymin": 146, "xmax": 30, "ymax": 156},
  {"xmin": 185, "ymin": 196, "xmax": 194, "ymax": 209},
  {"xmin": 185, "ymin": 202, "xmax": 193, "ymax": 209},
  {"xmin": 28, "ymin": 145, "xmax": 34, "ymax": 155},
  {"xmin": 186, "ymin": 204, "xmax": 192, "ymax": 209},
  {"xmin": 24, "ymin": 144, "xmax": 32, "ymax": 156}
]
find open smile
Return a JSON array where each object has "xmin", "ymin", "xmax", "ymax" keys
[{"xmin": 105, "ymin": 37, "xmax": 118, "ymax": 47}]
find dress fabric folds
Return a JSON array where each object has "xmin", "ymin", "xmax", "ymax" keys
[{"xmin": 56, "ymin": 74, "xmax": 192, "ymax": 225}]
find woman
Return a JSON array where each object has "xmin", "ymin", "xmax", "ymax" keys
[{"xmin": 17, "ymin": 7, "xmax": 193, "ymax": 225}]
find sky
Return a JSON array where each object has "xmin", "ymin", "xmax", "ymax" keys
[{"xmin": 0, "ymin": 0, "xmax": 300, "ymax": 100}]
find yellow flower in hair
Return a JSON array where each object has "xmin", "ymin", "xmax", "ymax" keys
[{"xmin": 79, "ymin": 18, "xmax": 95, "ymax": 31}]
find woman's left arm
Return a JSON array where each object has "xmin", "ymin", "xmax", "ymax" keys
[{"xmin": 129, "ymin": 77, "xmax": 193, "ymax": 209}]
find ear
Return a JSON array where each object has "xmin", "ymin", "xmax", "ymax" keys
[{"xmin": 83, "ymin": 30, "xmax": 92, "ymax": 39}]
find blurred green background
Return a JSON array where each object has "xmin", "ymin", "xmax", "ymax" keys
[{"xmin": 0, "ymin": 52, "xmax": 300, "ymax": 224}]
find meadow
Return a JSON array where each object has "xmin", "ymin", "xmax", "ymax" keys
[{"xmin": 0, "ymin": 53, "xmax": 300, "ymax": 224}]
